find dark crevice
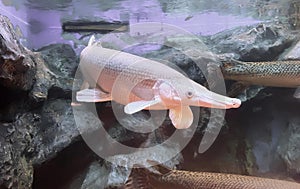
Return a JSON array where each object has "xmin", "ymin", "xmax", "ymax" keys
[
  {"xmin": 32, "ymin": 140, "xmax": 97, "ymax": 189},
  {"xmin": 0, "ymin": 85, "xmax": 29, "ymax": 122}
]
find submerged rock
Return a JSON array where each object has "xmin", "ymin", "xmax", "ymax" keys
[
  {"xmin": 278, "ymin": 117, "xmax": 300, "ymax": 175},
  {"xmin": 0, "ymin": 113, "xmax": 40, "ymax": 189},
  {"xmin": 210, "ymin": 23, "xmax": 296, "ymax": 61},
  {"xmin": 30, "ymin": 43, "xmax": 77, "ymax": 103},
  {"xmin": 0, "ymin": 14, "xmax": 84, "ymax": 189},
  {"xmin": 32, "ymin": 99, "xmax": 80, "ymax": 164},
  {"xmin": 38, "ymin": 44, "xmax": 78, "ymax": 78},
  {"xmin": 80, "ymin": 161, "xmax": 109, "ymax": 189},
  {"xmin": 0, "ymin": 15, "xmax": 36, "ymax": 91},
  {"xmin": 79, "ymin": 144, "xmax": 183, "ymax": 188},
  {"xmin": 280, "ymin": 40, "xmax": 300, "ymax": 60}
]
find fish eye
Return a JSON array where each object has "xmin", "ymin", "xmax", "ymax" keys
[{"xmin": 186, "ymin": 91, "xmax": 194, "ymax": 98}]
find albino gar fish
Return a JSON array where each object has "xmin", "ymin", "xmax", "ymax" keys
[
  {"xmin": 76, "ymin": 36, "xmax": 241, "ymax": 129},
  {"xmin": 125, "ymin": 161, "xmax": 300, "ymax": 189}
]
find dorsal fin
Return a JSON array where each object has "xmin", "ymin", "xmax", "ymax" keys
[{"xmin": 88, "ymin": 35, "xmax": 96, "ymax": 46}]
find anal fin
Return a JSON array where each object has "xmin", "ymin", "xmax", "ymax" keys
[{"xmin": 76, "ymin": 88, "xmax": 112, "ymax": 102}]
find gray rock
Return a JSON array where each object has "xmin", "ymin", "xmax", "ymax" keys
[
  {"xmin": 0, "ymin": 113, "xmax": 40, "ymax": 189},
  {"xmin": 241, "ymin": 90, "xmax": 299, "ymax": 177},
  {"xmin": 280, "ymin": 40, "xmax": 300, "ymax": 60},
  {"xmin": 31, "ymin": 99, "xmax": 80, "ymax": 164},
  {"xmin": 38, "ymin": 44, "xmax": 78, "ymax": 77},
  {"xmin": 0, "ymin": 15, "xmax": 36, "ymax": 91},
  {"xmin": 79, "ymin": 144, "xmax": 182, "ymax": 188},
  {"xmin": 210, "ymin": 23, "xmax": 296, "ymax": 61},
  {"xmin": 30, "ymin": 43, "xmax": 78, "ymax": 103},
  {"xmin": 0, "ymin": 15, "xmax": 86, "ymax": 188},
  {"xmin": 278, "ymin": 117, "xmax": 300, "ymax": 174},
  {"xmin": 80, "ymin": 161, "xmax": 109, "ymax": 189}
]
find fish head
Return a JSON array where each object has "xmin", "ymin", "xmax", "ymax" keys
[
  {"xmin": 186, "ymin": 81, "xmax": 241, "ymax": 109},
  {"xmin": 155, "ymin": 79, "xmax": 241, "ymax": 109}
]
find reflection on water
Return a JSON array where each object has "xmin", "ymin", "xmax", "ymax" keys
[
  {"xmin": 0, "ymin": 0, "xmax": 263, "ymax": 49},
  {"xmin": 0, "ymin": 0, "xmax": 298, "ymax": 49}
]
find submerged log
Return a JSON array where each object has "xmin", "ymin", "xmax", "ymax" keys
[{"xmin": 62, "ymin": 20, "xmax": 129, "ymax": 33}]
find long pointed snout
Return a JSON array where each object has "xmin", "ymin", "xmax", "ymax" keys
[{"xmin": 190, "ymin": 89, "xmax": 241, "ymax": 109}]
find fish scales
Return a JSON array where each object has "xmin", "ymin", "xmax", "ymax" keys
[
  {"xmin": 81, "ymin": 46, "xmax": 184, "ymax": 92},
  {"xmin": 221, "ymin": 60, "xmax": 300, "ymax": 87},
  {"xmin": 126, "ymin": 164, "xmax": 300, "ymax": 189},
  {"xmin": 159, "ymin": 170, "xmax": 300, "ymax": 189}
]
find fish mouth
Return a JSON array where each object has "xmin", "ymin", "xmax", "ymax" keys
[{"xmin": 229, "ymin": 98, "xmax": 242, "ymax": 108}]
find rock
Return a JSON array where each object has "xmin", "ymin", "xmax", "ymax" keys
[
  {"xmin": 278, "ymin": 117, "xmax": 300, "ymax": 175},
  {"xmin": 210, "ymin": 23, "xmax": 296, "ymax": 61},
  {"xmin": 0, "ymin": 15, "xmax": 36, "ymax": 91},
  {"xmin": 32, "ymin": 141, "xmax": 96, "ymax": 189},
  {"xmin": 79, "ymin": 144, "xmax": 182, "ymax": 188},
  {"xmin": 239, "ymin": 89, "xmax": 299, "ymax": 177},
  {"xmin": 280, "ymin": 40, "xmax": 300, "ymax": 60},
  {"xmin": 38, "ymin": 44, "xmax": 78, "ymax": 77},
  {"xmin": 80, "ymin": 161, "xmax": 109, "ymax": 189},
  {"xmin": 30, "ymin": 43, "xmax": 78, "ymax": 103},
  {"xmin": 31, "ymin": 99, "xmax": 80, "ymax": 164},
  {"xmin": 32, "ymin": 98, "xmax": 104, "ymax": 165},
  {"xmin": 0, "ymin": 113, "xmax": 40, "ymax": 189},
  {"xmin": 0, "ymin": 15, "xmax": 84, "ymax": 188}
]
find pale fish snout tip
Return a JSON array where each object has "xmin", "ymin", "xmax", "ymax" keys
[{"xmin": 231, "ymin": 98, "xmax": 241, "ymax": 108}]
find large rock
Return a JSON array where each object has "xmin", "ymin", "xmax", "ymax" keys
[
  {"xmin": 0, "ymin": 113, "xmax": 40, "ymax": 189},
  {"xmin": 79, "ymin": 143, "xmax": 182, "ymax": 188},
  {"xmin": 280, "ymin": 40, "xmax": 300, "ymax": 60},
  {"xmin": 0, "ymin": 15, "xmax": 36, "ymax": 91},
  {"xmin": 0, "ymin": 14, "xmax": 83, "ymax": 188},
  {"xmin": 30, "ymin": 43, "xmax": 78, "ymax": 103},
  {"xmin": 31, "ymin": 99, "xmax": 80, "ymax": 165},
  {"xmin": 278, "ymin": 117, "xmax": 300, "ymax": 175},
  {"xmin": 210, "ymin": 23, "xmax": 296, "ymax": 61}
]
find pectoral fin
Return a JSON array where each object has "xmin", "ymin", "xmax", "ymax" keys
[
  {"xmin": 294, "ymin": 87, "xmax": 300, "ymax": 98},
  {"xmin": 76, "ymin": 88, "xmax": 112, "ymax": 102},
  {"xmin": 124, "ymin": 97, "xmax": 161, "ymax": 114},
  {"xmin": 169, "ymin": 106, "xmax": 193, "ymax": 129}
]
